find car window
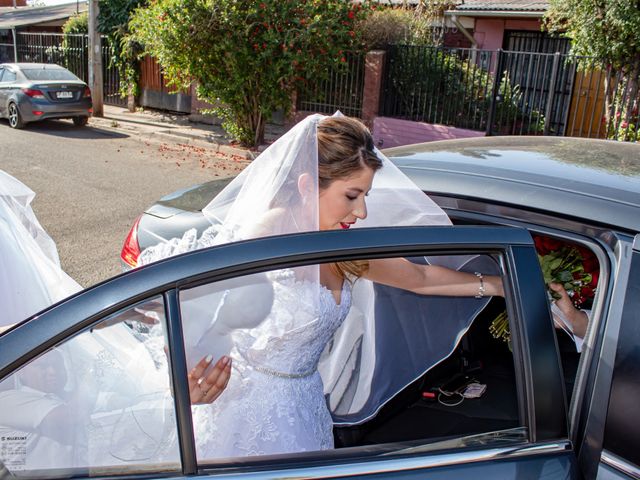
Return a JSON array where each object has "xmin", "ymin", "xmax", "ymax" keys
[
  {"xmin": 177, "ymin": 253, "xmax": 527, "ymax": 467},
  {"xmin": 21, "ymin": 68, "xmax": 78, "ymax": 82},
  {"xmin": 0, "ymin": 68, "xmax": 4, "ymax": 82},
  {"xmin": 1, "ymin": 70, "xmax": 15, "ymax": 83},
  {"xmin": 0, "ymin": 297, "xmax": 181, "ymax": 478},
  {"xmin": 602, "ymin": 248, "xmax": 640, "ymax": 468}
]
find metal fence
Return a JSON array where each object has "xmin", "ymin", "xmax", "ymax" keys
[
  {"xmin": 15, "ymin": 32, "xmax": 126, "ymax": 107},
  {"xmin": 0, "ymin": 44, "xmax": 13, "ymax": 63},
  {"xmin": 381, "ymin": 45, "xmax": 640, "ymax": 142},
  {"xmin": 296, "ymin": 54, "xmax": 365, "ymax": 118},
  {"xmin": 381, "ymin": 45, "xmax": 497, "ymax": 131}
]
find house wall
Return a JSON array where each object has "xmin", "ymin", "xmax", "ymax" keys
[
  {"xmin": 473, "ymin": 18, "xmax": 542, "ymax": 50},
  {"xmin": 0, "ymin": 0, "xmax": 27, "ymax": 5},
  {"xmin": 444, "ymin": 29, "xmax": 474, "ymax": 49},
  {"xmin": 22, "ymin": 26, "xmax": 62, "ymax": 33}
]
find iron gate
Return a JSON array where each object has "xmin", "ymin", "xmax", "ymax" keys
[
  {"xmin": 15, "ymin": 32, "xmax": 126, "ymax": 107},
  {"xmin": 499, "ymin": 31, "xmax": 573, "ymax": 135}
]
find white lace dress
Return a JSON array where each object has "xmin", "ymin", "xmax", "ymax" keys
[{"xmin": 192, "ymin": 269, "xmax": 352, "ymax": 459}]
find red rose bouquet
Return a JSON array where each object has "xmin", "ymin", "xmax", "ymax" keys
[{"xmin": 489, "ymin": 234, "xmax": 599, "ymax": 345}]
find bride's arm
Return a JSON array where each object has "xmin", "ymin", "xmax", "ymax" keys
[{"xmin": 363, "ymin": 257, "xmax": 504, "ymax": 297}]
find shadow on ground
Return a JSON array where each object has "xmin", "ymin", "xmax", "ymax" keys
[{"xmin": 0, "ymin": 118, "xmax": 130, "ymax": 140}]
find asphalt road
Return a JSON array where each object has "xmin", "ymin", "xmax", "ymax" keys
[{"xmin": 1, "ymin": 118, "xmax": 245, "ymax": 287}]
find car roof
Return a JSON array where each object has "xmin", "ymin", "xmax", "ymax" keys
[
  {"xmin": 385, "ymin": 136, "xmax": 640, "ymax": 233},
  {"xmin": 1, "ymin": 63, "xmax": 67, "ymax": 70}
]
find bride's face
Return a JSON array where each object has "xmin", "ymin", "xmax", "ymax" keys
[{"xmin": 318, "ymin": 166, "xmax": 375, "ymax": 230}]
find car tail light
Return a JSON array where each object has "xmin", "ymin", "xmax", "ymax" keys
[
  {"xmin": 83, "ymin": 86, "xmax": 91, "ymax": 98},
  {"xmin": 22, "ymin": 88, "xmax": 45, "ymax": 99},
  {"xmin": 32, "ymin": 111, "xmax": 44, "ymax": 116},
  {"xmin": 121, "ymin": 215, "xmax": 142, "ymax": 268}
]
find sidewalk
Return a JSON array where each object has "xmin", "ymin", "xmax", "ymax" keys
[{"xmin": 90, "ymin": 105, "xmax": 289, "ymax": 160}]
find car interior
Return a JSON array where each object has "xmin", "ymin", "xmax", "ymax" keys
[
  {"xmin": 333, "ymin": 222, "xmax": 596, "ymax": 451},
  {"xmin": 333, "ymin": 294, "xmax": 520, "ymax": 448}
]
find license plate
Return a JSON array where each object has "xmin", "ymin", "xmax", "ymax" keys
[{"xmin": 56, "ymin": 91, "xmax": 73, "ymax": 99}]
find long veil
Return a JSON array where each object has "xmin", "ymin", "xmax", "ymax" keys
[
  {"xmin": 0, "ymin": 171, "xmax": 177, "ymax": 470},
  {"xmin": 0, "ymin": 170, "xmax": 81, "ymax": 326},
  {"xmin": 138, "ymin": 113, "xmax": 498, "ymax": 427}
]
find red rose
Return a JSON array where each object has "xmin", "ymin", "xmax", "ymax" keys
[
  {"xmin": 347, "ymin": 10, "xmax": 355, "ymax": 19},
  {"xmin": 582, "ymin": 255, "xmax": 598, "ymax": 272},
  {"xmin": 590, "ymin": 271, "xmax": 599, "ymax": 286},
  {"xmin": 581, "ymin": 286, "xmax": 594, "ymax": 298},
  {"xmin": 534, "ymin": 236, "xmax": 548, "ymax": 254},
  {"xmin": 543, "ymin": 237, "xmax": 563, "ymax": 251}
]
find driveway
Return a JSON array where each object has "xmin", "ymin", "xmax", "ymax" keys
[{"xmin": 1, "ymin": 118, "xmax": 248, "ymax": 286}]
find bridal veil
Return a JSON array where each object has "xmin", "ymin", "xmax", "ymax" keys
[{"xmin": 139, "ymin": 113, "xmax": 498, "ymax": 426}]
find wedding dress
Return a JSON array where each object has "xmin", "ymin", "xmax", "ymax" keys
[{"xmin": 192, "ymin": 269, "xmax": 351, "ymax": 458}]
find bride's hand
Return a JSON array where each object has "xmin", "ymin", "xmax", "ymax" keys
[
  {"xmin": 188, "ymin": 355, "xmax": 232, "ymax": 405},
  {"xmin": 549, "ymin": 283, "xmax": 589, "ymax": 338}
]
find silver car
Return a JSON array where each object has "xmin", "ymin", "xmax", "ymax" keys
[{"xmin": 0, "ymin": 63, "xmax": 92, "ymax": 129}]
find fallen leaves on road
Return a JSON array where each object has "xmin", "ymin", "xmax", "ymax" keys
[{"xmin": 157, "ymin": 142, "xmax": 251, "ymax": 176}]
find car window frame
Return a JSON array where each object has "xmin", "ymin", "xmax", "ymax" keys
[
  {"xmin": 577, "ymin": 233, "xmax": 639, "ymax": 479},
  {"xmin": 598, "ymin": 234, "xmax": 640, "ymax": 477},
  {"xmin": 437, "ymin": 199, "xmax": 615, "ymax": 437},
  {"xmin": 0, "ymin": 226, "xmax": 568, "ymax": 477}
]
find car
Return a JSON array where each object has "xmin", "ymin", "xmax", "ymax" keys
[
  {"xmin": 1, "ymin": 135, "xmax": 639, "ymax": 479},
  {"xmin": 0, "ymin": 63, "xmax": 92, "ymax": 129}
]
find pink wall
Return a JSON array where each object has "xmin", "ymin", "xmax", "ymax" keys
[
  {"xmin": 473, "ymin": 18, "xmax": 543, "ymax": 50},
  {"xmin": 372, "ymin": 117, "xmax": 484, "ymax": 149}
]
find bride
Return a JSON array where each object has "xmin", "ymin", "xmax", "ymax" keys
[{"xmin": 139, "ymin": 114, "xmax": 506, "ymax": 459}]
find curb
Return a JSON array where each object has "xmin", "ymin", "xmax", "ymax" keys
[{"xmin": 89, "ymin": 115, "xmax": 259, "ymax": 160}]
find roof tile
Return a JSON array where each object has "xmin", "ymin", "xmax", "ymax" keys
[{"xmin": 454, "ymin": 0, "xmax": 549, "ymax": 11}]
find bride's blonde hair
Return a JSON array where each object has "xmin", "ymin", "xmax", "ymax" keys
[{"xmin": 317, "ymin": 116, "xmax": 383, "ymax": 281}]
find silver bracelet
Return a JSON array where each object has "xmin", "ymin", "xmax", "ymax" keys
[{"xmin": 474, "ymin": 272, "xmax": 485, "ymax": 298}]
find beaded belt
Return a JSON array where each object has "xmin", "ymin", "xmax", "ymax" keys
[
  {"xmin": 238, "ymin": 352, "xmax": 318, "ymax": 378},
  {"xmin": 238, "ymin": 352, "xmax": 316, "ymax": 379},
  {"xmin": 251, "ymin": 363, "xmax": 316, "ymax": 379}
]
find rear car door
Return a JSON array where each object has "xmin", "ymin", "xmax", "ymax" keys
[
  {"xmin": 0, "ymin": 226, "xmax": 575, "ymax": 479},
  {"xmin": 579, "ymin": 234, "xmax": 640, "ymax": 479}
]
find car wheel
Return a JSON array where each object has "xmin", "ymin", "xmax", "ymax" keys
[
  {"xmin": 72, "ymin": 116, "xmax": 89, "ymax": 127},
  {"xmin": 8, "ymin": 103, "xmax": 24, "ymax": 129}
]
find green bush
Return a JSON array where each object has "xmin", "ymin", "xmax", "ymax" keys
[
  {"xmin": 359, "ymin": 5, "xmax": 444, "ymax": 50},
  {"xmin": 130, "ymin": 0, "xmax": 370, "ymax": 146},
  {"xmin": 59, "ymin": 13, "xmax": 89, "ymax": 78},
  {"xmin": 98, "ymin": 0, "xmax": 147, "ymax": 98},
  {"xmin": 62, "ymin": 12, "xmax": 88, "ymax": 35}
]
